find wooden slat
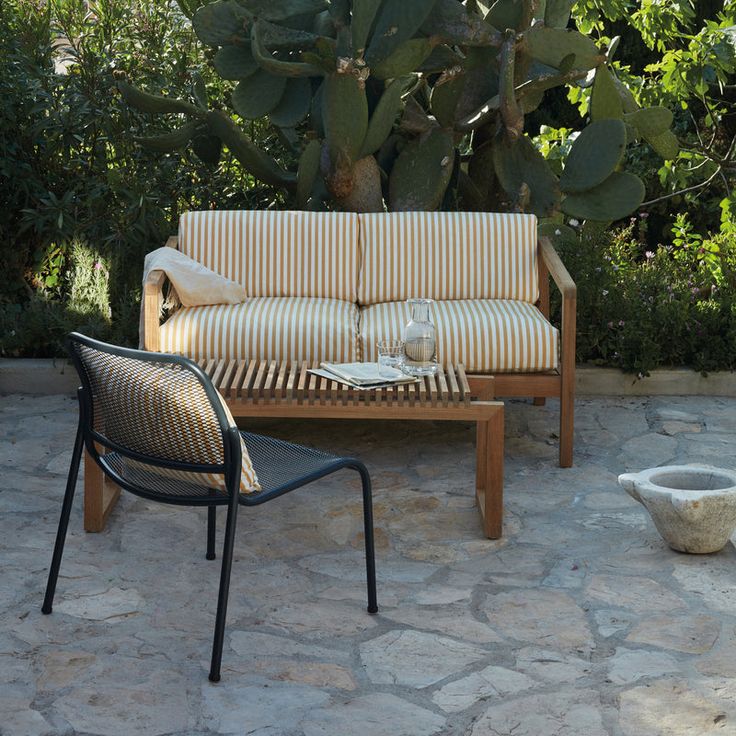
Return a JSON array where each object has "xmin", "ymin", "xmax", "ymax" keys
[
  {"xmin": 308, "ymin": 368, "xmax": 318, "ymax": 405},
  {"xmin": 437, "ymin": 368, "xmax": 449, "ymax": 407},
  {"xmin": 262, "ymin": 360, "xmax": 278, "ymax": 403},
  {"xmin": 218, "ymin": 359, "xmax": 237, "ymax": 397},
  {"xmin": 250, "ymin": 360, "xmax": 267, "ymax": 402},
  {"xmin": 407, "ymin": 380, "xmax": 416, "ymax": 406},
  {"xmin": 340, "ymin": 380, "xmax": 349, "ymax": 406},
  {"xmin": 447, "ymin": 365, "xmax": 460, "ymax": 405},
  {"xmin": 275, "ymin": 361, "xmax": 288, "ymax": 400},
  {"xmin": 211, "ymin": 360, "xmax": 227, "ymax": 390},
  {"xmin": 286, "ymin": 363, "xmax": 298, "ymax": 402},
  {"xmin": 242, "ymin": 360, "xmax": 259, "ymax": 400},
  {"xmin": 457, "ymin": 364, "xmax": 471, "ymax": 406},
  {"xmin": 427, "ymin": 372, "xmax": 438, "ymax": 406},
  {"xmin": 197, "ymin": 358, "xmax": 207, "ymax": 370},
  {"xmin": 204, "ymin": 358, "xmax": 216, "ymax": 378},
  {"xmin": 418, "ymin": 375, "xmax": 427, "ymax": 405},
  {"xmin": 297, "ymin": 362, "xmax": 309, "ymax": 403},
  {"xmin": 232, "ymin": 360, "xmax": 247, "ymax": 399}
]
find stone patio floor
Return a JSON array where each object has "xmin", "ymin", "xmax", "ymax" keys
[{"xmin": 1, "ymin": 393, "xmax": 736, "ymax": 736}]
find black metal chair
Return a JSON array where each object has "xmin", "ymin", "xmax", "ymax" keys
[{"xmin": 42, "ymin": 333, "xmax": 377, "ymax": 682}]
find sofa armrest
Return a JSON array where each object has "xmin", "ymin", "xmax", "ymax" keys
[
  {"xmin": 539, "ymin": 235, "xmax": 576, "ymax": 466},
  {"xmin": 143, "ymin": 236, "xmax": 179, "ymax": 351},
  {"xmin": 539, "ymin": 236, "xmax": 576, "ymax": 300}
]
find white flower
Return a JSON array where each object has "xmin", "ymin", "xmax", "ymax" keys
[
  {"xmin": 554, "ymin": 229, "xmax": 561, "ymax": 236},
  {"xmin": 569, "ymin": 218, "xmax": 580, "ymax": 227}
]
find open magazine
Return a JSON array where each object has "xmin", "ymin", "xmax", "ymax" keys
[{"xmin": 309, "ymin": 362, "xmax": 419, "ymax": 389}]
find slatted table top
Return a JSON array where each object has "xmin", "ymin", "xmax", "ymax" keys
[{"xmin": 198, "ymin": 359, "xmax": 476, "ymax": 408}]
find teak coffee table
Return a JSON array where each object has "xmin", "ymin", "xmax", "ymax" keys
[{"xmin": 83, "ymin": 361, "xmax": 505, "ymax": 538}]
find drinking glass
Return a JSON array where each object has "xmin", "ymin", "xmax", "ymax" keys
[{"xmin": 376, "ymin": 340, "xmax": 405, "ymax": 378}]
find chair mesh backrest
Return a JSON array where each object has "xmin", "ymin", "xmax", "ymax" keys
[{"xmin": 72, "ymin": 342, "xmax": 226, "ymax": 467}]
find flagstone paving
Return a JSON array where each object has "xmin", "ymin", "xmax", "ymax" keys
[{"xmin": 1, "ymin": 392, "xmax": 735, "ymax": 736}]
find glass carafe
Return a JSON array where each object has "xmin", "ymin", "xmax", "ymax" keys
[{"xmin": 403, "ymin": 298, "xmax": 438, "ymax": 376}]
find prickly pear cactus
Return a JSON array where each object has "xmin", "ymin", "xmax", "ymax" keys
[{"xmin": 119, "ymin": 0, "xmax": 678, "ymax": 222}]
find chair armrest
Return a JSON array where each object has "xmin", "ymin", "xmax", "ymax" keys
[{"xmin": 143, "ymin": 236, "xmax": 179, "ymax": 351}]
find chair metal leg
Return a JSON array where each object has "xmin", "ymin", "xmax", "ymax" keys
[
  {"xmin": 206, "ymin": 505, "xmax": 216, "ymax": 560},
  {"xmin": 42, "ymin": 422, "xmax": 84, "ymax": 615},
  {"xmin": 208, "ymin": 493, "xmax": 239, "ymax": 682},
  {"xmin": 353, "ymin": 463, "xmax": 378, "ymax": 614}
]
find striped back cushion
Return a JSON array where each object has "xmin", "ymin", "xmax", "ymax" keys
[
  {"xmin": 74, "ymin": 342, "xmax": 259, "ymax": 493},
  {"xmin": 178, "ymin": 210, "xmax": 360, "ymax": 302},
  {"xmin": 358, "ymin": 212, "xmax": 539, "ymax": 305}
]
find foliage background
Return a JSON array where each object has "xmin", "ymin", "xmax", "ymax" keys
[{"xmin": 1, "ymin": 0, "xmax": 735, "ymax": 372}]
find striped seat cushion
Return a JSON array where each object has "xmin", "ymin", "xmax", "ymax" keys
[
  {"xmin": 160, "ymin": 297, "xmax": 359, "ymax": 363},
  {"xmin": 178, "ymin": 210, "xmax": 360, "ymax": 302},
  {"xmin": 358, "ymin": 212, "xmax": 539, "ymax": 305},
  {"xmin": 360, "ymin": 300, "xmax": 558, "ymax": 373}
]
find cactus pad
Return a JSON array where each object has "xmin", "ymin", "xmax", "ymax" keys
[
  {"xmin": 493, "ymin": 136, "xmax": 560, "ymax": 216},
  {"xmin": 561, "ymin": 171, "xmax": 645, "ymax": 220},
  {"xmin": 365, "ymin": 0, "xmax": 439, "ymax": 67},
  {"xmin": 192, "ymin": 1, "xmax": 250, "ymax": 47},
  {"xmin": 560, "ymin": 118, "xmax": 626, "ymax": 193},
  {"xmin": 590, "ymin": 65, "xmax": 623, "ymax": 121},
  {"xmin": 213, "ymin": 45, "xmax": 259, "ymax": 80},
  {"xmin": 389, "ymin": 128, "xmax": 454, "ymax": 211},
  {"xmin": 524, "ymin": 26, "xmax": 604, "ymax": 71},
  {"xmin": 269, "ymin": 77, "xmax": 313, "ymax": 128},
  {"xmin": 232, "ymin": 69, "xmax": 288, "ymax": 118}
]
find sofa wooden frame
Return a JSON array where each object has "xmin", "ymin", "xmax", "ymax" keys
[{"xmin": 82, "ymin": 231, "xmax": 576, "ymax": 533}]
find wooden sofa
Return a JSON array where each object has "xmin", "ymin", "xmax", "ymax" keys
[{"xmin": 143, "ymin": 210, "xmax": 576, "ymax": 467}]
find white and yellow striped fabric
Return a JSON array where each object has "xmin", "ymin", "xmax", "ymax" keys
[
  {"xmin": 160, "ymin": 297, "xmax": 359, "ymax": 364},
  {"xmin": 178, "ymin": 210, "xmax": 360, "ymax": 302},
  {"xmin": 360, "ymin": 300, "xmax": 558, "ymax": 373},
  {"xmin": 358, "ymin": 212, "xmax": 539, "ymax": 305}
]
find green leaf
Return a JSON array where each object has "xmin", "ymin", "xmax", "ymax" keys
[
  {"xmin": 250, "ymin": 21, "xmax": 324, "ymax": 77},
  {"xmin": 192, "ymin": 1, "xmax": 250, "ymax": 46},
  {"xmin": 645, "ymin": 129, "xmax": 679, "ymax": 160},
  {"xmin": 360, "ymin": 78, "xmax": 406, "ymax": 156},
  {"xmin": 590, "ymin": 65, "xmax": 623, "ymax": 121},
  {"xmin": 524, "ymin": 26, "xmax": 604, "ymax": 71},
  {"xmin": 389, "ymin": 127, "xmax": 455, "ymax": 211},
  {"xmin": 492, "ymin": 135, "xmax": 560, "ymax": 217},
  {"xmin": 422, "ymin": 0, "xmax": 501, "ymax": 46},
  {"xmin": 192, "ymin": 72, "xmax": 208, "ymax": 108},
  {"xmin": 561, "ymin": 172, "xmax": 645, "ymax": 221},
  {"xmin": 365, "ymin": 0, "xmax": 440, "ymax": 67},
  {"xmin": 206, "ymin": 109, "xmax": 297, "ymax": 189},
  {"xmin": 431, "ymin": 70, "xmax": 466, "ymax": 128},
  {"xmin": 269, "ymin": 77, "xmax": 312, "ymax": 127},
  {"xmin": 560, "ymin": 119, "xmax": 626, "ymax": 193},
  {"xmin": 134, "ymin": 121, "xmax": 199, "ymax": 152},
  {"xmin": 485, "ymin": 0, "xmax": 524, "ymax": 32},
  {"xmin": 238, "ymin": 0, "xmax": 327, "ymax": 21},
  {"xmin": 296, "ymin": 139, "xmax": 322, "ymax": 207},
  {"xmin": 352, "ymin": 0, "xmax": 382, "ymax": 53},
  {"xmin": 232, "ymin": 70, "xmax": 287, "ymax": 118},
  {"xmin": 323, "ymin": 72, "xmax": 369, "ymax": 162},
  {"xmin": 371, "ymin": 38, "xmax": 434, "ymax": 80},
  {"xmin": 117, "ymin": 81, "xmax": 202, "ymax": 117},
  {"xmin": 625, "ymin": 107, "xmax": 674, "ymax": 139},
  {"xmin": 213, "ymin": 44, "xmax": 259, "ymax": 80},
  {"xmin": 544, "ymin": 0, "xmax": 574, "ymax": 28}
]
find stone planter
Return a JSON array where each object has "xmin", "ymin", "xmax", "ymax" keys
[{"xmin": 619, "ymin": 465, "xmax": 736, "ymax": 554}]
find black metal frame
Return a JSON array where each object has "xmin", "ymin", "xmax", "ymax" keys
[{"xmin": 42, "ymin": 333, "xmax": 378, "ymax": 682}]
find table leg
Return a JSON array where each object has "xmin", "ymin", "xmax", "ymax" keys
[
  {"xmin": 83, "ymin": 447, "xmax": 121, "ymax": 532},
  {"xmin": 476, "ymin": 409, "xmax": 504, "ymax": 539}
]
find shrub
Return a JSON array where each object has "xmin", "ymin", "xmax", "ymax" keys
[
  {"xmin": 0, "ymin": 0, "xmax": 276, "ymax": 357},
  {"xmin": 551, "ymin": 219, "xmax": 736, "ymax": 375}
]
